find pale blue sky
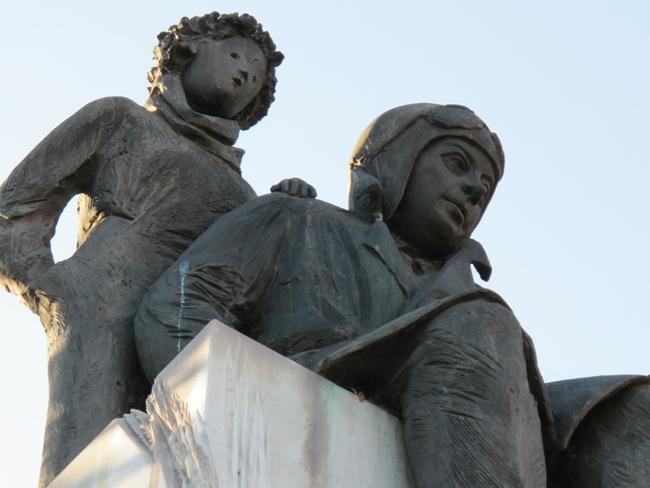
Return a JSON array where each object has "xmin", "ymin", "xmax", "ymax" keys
[{"xmin": 1, "ymin": 1, "xmax": 649, "ymax": 485}]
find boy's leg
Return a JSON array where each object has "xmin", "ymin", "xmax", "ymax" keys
[{"xmin": 35, "ymin": 217, "xmax": 163, "ymax": 486}]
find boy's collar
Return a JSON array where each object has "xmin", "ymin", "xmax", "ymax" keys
[{"xmin": 145, "ymin": 74, "xmax": 244, "ymax": 172}]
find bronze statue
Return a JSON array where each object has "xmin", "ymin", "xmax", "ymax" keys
[
  {"xmin": 2, "ymin": 8, "xmax": 648, "ymax": 485},
  {"xmin": 0, "ymin": 12, "xmax": 313, "ymax": 486},
  {"xmin": 135, "ymin": 103, "xmax": 650, "ymax": 487},
  {"xmin": 135, "ymin": 104, "xmax": 546, "ymax": 486}
]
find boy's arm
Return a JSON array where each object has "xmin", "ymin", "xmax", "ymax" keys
[
  {"xmin": 0, "ymin": 97, "xmax": 127, "ymax": 309},
  {"xmin": 270, "ymin": 177, "xmax": 317, "ymax": 198}
]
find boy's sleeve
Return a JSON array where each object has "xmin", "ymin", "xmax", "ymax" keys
[{"xmin": 0, "ymin": 97, "xmax": 127, "ymax": 308}]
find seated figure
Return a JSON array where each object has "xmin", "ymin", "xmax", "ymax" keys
[
  {"xmin": 135, "ymin": 103, "xmax": 650, "ymax": 487},
  {"xmin": 136, "ymin": 103, "xmax": 550, "ymax": 487}
]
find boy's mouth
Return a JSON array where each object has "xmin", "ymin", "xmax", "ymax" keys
[{"xmin": 232, "ymin": 77, "xmax": 242, "ymax": 87}]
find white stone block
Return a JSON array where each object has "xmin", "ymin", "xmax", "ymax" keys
[
  {"xmin": 50, "ymin": 320, "xmax": 412, "ymax": 487},
  {"xmin": 48, "ymin": 417, "xmax": 155, "ymax": 488}
]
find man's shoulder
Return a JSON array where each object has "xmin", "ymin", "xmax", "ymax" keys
[{"xmin": 233, "ymin": 193, "xmax": 368, "ymax": 223}]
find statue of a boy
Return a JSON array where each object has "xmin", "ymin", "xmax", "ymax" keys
[{"xmin": 0, "ymin": 12, "xmax": 289, "ymax": 486}]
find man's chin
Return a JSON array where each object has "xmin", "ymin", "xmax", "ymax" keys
[
  {"xmin": 431, "ymin": 220, "xmax": 465, "ymax": 250},
  {"xmin": 414, "ymin": 235, "xmax": 463, "ymax": 262}
]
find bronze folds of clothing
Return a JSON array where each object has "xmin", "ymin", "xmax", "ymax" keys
[{"xmin": 135, "ymin": 194, "xmax": 549, "ymax": 487}]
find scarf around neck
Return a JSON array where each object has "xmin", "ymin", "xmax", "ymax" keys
[{"xmin": 145, "ymin": 74, "xmax": 244, "ymax": 172}]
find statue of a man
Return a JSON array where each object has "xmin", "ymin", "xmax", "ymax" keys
[
  {"xmin": 0, "ymin": 12, "xmax": 290, "ymax": 486},
  {"xmin": 135, "ymin": 103, "xmax": 552, "ymax": 486},
  {"xmin": 135, "ymin": 103, "xmax": 650, "ymax": 487}
]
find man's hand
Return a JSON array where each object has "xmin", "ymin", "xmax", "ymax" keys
[{"xmin": 270, "ymin": 178, "xmax": 317, "ymax": 198}]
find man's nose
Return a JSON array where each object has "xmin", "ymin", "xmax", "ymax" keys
[{"xmin": 461, "ymin": 173, "xmax": 486, "ymax": 205}]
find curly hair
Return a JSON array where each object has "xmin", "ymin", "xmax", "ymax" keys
[{"xmin": 148, "ymin": 12, "xmax": 284, "ymax": 129}]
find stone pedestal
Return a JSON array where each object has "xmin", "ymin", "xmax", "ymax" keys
[
  {"xmin": 48, "ymin": 416, "xmax": 155, "ymax": 488},
  {"xmin": 49, "ymin": 320, "xmax": 412, "ymax": 487}
]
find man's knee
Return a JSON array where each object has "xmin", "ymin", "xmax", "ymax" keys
[
  {"xmin": 423, "ymin": 298, "xmax": 522, "ymax": 348},
  {"xmin": 401, "ymin": 298, "xmax": 529, "ymax": 400}
]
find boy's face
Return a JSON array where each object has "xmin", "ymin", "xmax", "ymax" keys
[
  {"xmin": 183, "ymin": 36, "xmax": 268, "ymax": 118},
  {"xmin": 390, "ymin": 137, "xmax": 496, "ymax": 259}
]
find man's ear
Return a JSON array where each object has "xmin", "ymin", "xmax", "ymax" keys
[{"xmin": 349, "ymin": 168, "xmax": 383, "ymax": 222}]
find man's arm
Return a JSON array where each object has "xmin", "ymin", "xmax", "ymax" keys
[
  {"xmin": 0, "ymin": 97, "xmax": 128, "ymax": 309},
  {"xmin": 134, "ymin": 193, "xmax": 295, "ymax": 382}
]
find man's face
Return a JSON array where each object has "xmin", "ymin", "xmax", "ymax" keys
[
  {"xmin": 183, "ymin": 36, "xmax": 268, "ymax": 118},
  {"xmin": 390, "ymin": 137, "xmax": 496, "ymax": 259}
]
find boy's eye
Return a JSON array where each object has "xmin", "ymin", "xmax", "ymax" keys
[
  {"xmin": 442, "ymin": 152, "xmax": 469, "ymax": 173},
  {"xmin": 230, "ymin": 52, "xmax": 240, "ymax": 59}
]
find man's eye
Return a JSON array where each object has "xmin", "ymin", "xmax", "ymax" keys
[
  {"xmin": 442, "ymin": 153, "xmax": 468, "ymax": 172},
  {"xmin": 481, "ymin": 177, "xmax": 493, "ymax": 196}
]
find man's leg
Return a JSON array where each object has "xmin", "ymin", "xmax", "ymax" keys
[
  {"xmin": 388, "ymin": 300, "xmax": 546, "ymax": 488},
  {"xmin": 559, "ymin": 383, "xmax": 650, "ymax": 487}
]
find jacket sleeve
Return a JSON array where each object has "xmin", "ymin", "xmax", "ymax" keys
[
  {"xmin": 134, "ymin": 193, "xmax": 294, "ymax": 382},
  {"xmin": 0, "ymin": 97, "xmax": 128, "ymax": 308}
]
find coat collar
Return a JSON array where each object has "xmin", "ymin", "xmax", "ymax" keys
[{"xmin": 360, "ymin": 220, "xmax": 492, "ymax": 307}]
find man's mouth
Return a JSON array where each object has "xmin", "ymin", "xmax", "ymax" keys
[{"xmin": 443, "ymin": 198, "xmax": 466, "ymax": 224}]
